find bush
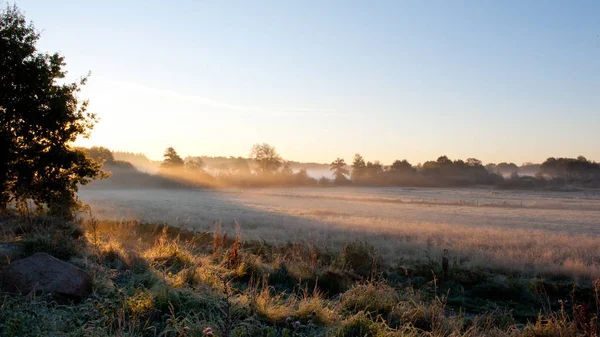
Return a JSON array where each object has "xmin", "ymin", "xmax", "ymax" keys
[{"xmin": 341, "ymin": 241, "xmax": 378, "ymax": 279}]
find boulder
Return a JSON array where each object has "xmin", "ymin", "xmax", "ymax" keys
[{"xmin": 0, "ymin": 252, "xmax": 92, "ymax": 302}]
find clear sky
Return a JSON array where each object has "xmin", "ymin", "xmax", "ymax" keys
[{"xmin": 15, "ymin": 0, "xmax": 600, "ymax": 164}]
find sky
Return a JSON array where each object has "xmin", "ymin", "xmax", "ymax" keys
[{"xmin": 14, "ymin": 0, "xmax": 600, "ymax": 164}]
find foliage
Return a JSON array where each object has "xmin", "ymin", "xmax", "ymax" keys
[
  {"xmin": 82, "ymin": 146, "xmax": 115, "ymax": 165},
  {"xmin": 86, "ymin": 145, "xmax": 600, "ymax": 189},
  {"xmin": 161, "ymin": 147, "xmax": 185, "ymax": 169},
  {"xmin": 185, "ymin": 156, "xmax": 206, "ymax": 172},
  {"xmin": 0, "ymin": 4, "xmax": 102, "ymax": 217},
  {"xmin": 540, "ymin": 156, "xmax": 600, "ymax": 181},
  {"xmin": 330, "ymin": 158, "xmax": 350, "ymax": 184},
  {"xmin": 250, "ymin": 143, "xmax": 283, "ymax": 175},
  {"xmin": 351, "ymin": 154, "xmax": 366, "ymax": 182}
]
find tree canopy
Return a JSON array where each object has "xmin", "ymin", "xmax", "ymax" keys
[
  {"xmin": 84, "ymin": 146, "xmax": 114, "ymax": 165},
  {"xmin": 250, "ymin": 143, "xmax": 283, "ymax": 175},
  {"xmin": 351, "ymin": 154, "xmax": 366, "ymax": 181},
  {"xmin": 0, "ymin": 5, "xmax": 101, "ymax": 217},
  {"xmin": 330, "ymin": 158, "xmax": 349, "ymax": 184},
  {"xmin": 160, "ymin": 147, "xmax": 185, "ymax": 169}
]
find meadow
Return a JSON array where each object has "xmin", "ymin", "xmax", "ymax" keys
[
  {"xmin": 78, "ymin": 186, "xmax": 600, "ymax": 279},
  {"xmin": 3, "ymin": 186, "xmax": 600, "ymax": 336}
]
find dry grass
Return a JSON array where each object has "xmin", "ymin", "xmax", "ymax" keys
[
  {"xmin": 2, "ymin": 214, "xmax": 600, "ymax": 336},
  {"xmin": 78, "ymin": 186, "xmax": 600, "ymax": 279}
]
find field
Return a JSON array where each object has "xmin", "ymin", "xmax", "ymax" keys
[
  {"xmin": 3, "ymin": 187, "xmax": 600, "ymax": 336},
  {"xmin": 78, "ymin": 186, "xmax": 600, "ymax": 279}
]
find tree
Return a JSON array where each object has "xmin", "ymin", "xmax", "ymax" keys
[
  {"xmin": 540, "ymin": 156, "xmax": 600, "ymax": 181},
  {"xmin": 318, "ymin": 176, "xmax": 330, "ymax": 186},
  {"xmin": 330, "ymin": 158, "xmax": 349, "ymax": 184},
  {"xmin": 231, "ymin": 157, "xmax": 250, "ymax": 175},
  {"xmin": 295, "ymin": 168, "xmax": 314, "ymax": 185},
  {"xmin": 161, "ymin": 147, "xmax": 184, "ymax": 169},
  {"xmin": 84, "ymin": 146, "xmax": 114, "ymax": 165},
  {"xmin": 0, "ymin": 5, "xmax": 102, "ymax": 217},
  {"xmin": 185, "ymin": 156, "xmax": 205, "ymax": 172},
  {"xmin": 485, "ymin": 163, "xmax": 498, "ymax": 174},
  {"xmin": 281, "ymin": 161, "xmax": 293, "ymax": 175},
  {"xmin": 365, "ymin": 161, "xmax": 384, "ymax": 179},
  {"xmin": 497, "ymin": 162, "xmax": 519, "ymax": 176},
  {"xmin": 351, "ymin": 154, "xmax": 366, "ymax": 181},
  {"xmin": 390, "ymin": 159, "xmax": 413, "ymax": 173},
  {"xmin": 250, "ymin": 143, "xmax": 282, "ymax": 175},
  {"xmin": 436, "ymin": 156, "xmax": 453, "ymax": 166},
  {"xmin": 466, "ymin": 158, "xmax": 482, "ymax": 167}
]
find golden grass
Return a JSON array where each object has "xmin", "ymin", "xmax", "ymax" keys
[
  {"xmin": 78, "ymin": 187, "xmax": 600, "ymax": 279},
  {"xmin": 4, "ymin": 213, "xmax": 600, "ymax": 336}
]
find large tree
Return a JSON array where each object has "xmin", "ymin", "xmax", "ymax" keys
[
  {"xmin": 330, "ymin": 158, "xmax": 350, "ymax": 184},
  {"xmin": 250, "ymin": 143, "xmax": 282, "ymax": 175},
  {"xmin": 0, "ymin": 5, "xmax": 102, "ymax": 217},
  {"xmin": 160, "ymin": 147, "xmax": 184, "ymax": 169},
  {"xmin": 390, "ymin": 159, "xmax": 413, "ymax": 173},
  {"xmin": 351, "ymin": 153, "xmax": 366, "ymax": 182}
]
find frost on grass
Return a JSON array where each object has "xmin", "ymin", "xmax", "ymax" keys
[{"xmin": 78, "ymin": 186, "xmax": 600, "ymax": 278}]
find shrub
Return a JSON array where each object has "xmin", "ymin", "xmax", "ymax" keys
[{"xmin": 341, "ymin": 241, "xmax": 378, "ymax": 279}]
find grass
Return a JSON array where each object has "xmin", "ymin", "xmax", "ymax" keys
[
  {"xmin": 77, "ymin": 186, "xmax": 600, "ymax": 279},
  {"xmin": 1, "ymin": 212, "xmax": 600, "ymax": 336}
]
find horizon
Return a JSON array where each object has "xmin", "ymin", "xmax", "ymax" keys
[
  {"xmin": 107, "ymin": 146, "xmax": 585, "ymax": 167},
  {"xmin": 14, "ymin": 0, "xmax": 600, "ymax": 164}
]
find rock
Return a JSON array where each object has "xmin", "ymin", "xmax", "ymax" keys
[{"xmin": 0, "ymin": 252, "xmax": 92, "ymax": 302}]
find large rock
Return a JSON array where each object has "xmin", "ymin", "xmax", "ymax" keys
[{"xmin": 0, "ymin": 252, "xmax": 92, "ymax": 302}]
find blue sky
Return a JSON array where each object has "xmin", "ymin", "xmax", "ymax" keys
[{"xmin": 15, "ymin": 0, "xmax": 600, "ymax": 164}]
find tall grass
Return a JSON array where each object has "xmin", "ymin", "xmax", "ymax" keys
[
  {"xmin": 78, "ymin": 186, "xmax": 600, "ymax": 280},
  {"xmin": 2, "ymin": 213, "xmax": 600, "ymax": 336}
]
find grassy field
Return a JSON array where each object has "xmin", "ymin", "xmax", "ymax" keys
[
  {"xmin": 3, "ymin": 186, "xmax": 599, "ymax": 335},
  {"xmin": 78, "ymin": 186, "xmax": 600, "ymax": 279},
  {"xmin": 2, "ymin": 213, "xmax": 600, "ymax": 336}
]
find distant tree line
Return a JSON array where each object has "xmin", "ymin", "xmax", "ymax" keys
[
  {"xmin": 484, "ymin": 162, "xmax": 541, "ymax": 177},
  {"xmin": 80, "ymin": 147, "xmax": 135, "ymax": 169},
  {"xmin": 85, "ymin": 144, "xmax": 600, "ymax": 190}
]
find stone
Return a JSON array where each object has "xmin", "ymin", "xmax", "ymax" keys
[{"xmin": 0, "ymin": 252, "xmax": 92, "ymax": 302}]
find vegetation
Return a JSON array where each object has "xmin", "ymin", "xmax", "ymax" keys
[
  {"xmin": 330, "ymin": 158, "xmax": 350, "ymax": 185},
  {"xmin": 93, "ymin": 144, "xmax": 600, "ymax": 190},
  {"xmin": 161, "ymin": 147, "xmax": 186, "ymax": 170},
  {"xmin": 2, "ymin": 5, "xmax": 600, "ymax": 335},
  {"xmin": 1, "ymin": 212, "xmax": 600, "ymax": 336},
  {"xmin": 0, "ymin": 5, "xmax": 102, "ymax": 218},
  {"xmin": 250, "ymin": 143, "xmax": 284, "ymax": 175}
]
